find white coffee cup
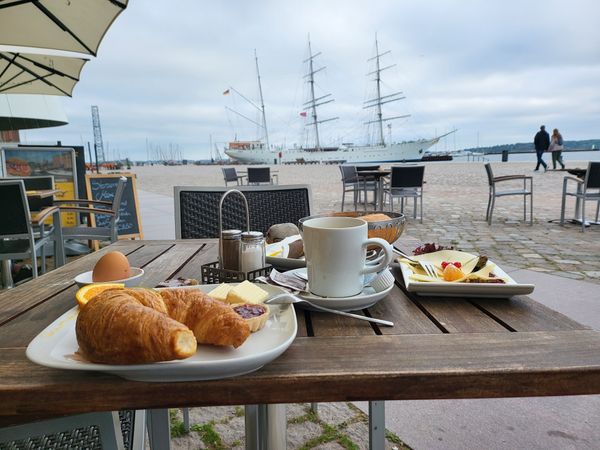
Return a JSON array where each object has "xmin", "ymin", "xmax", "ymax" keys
[{"xmin": 302, "ymin": 216, "xmax": 393, "ymax": 297}]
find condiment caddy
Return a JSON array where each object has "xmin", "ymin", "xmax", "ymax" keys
[{"xmin": 200, "ymin": 189, "xmax": 271, "ymax": 284}]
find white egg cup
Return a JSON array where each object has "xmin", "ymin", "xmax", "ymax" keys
[{"xmin": 74, "ymin": 267, "xmax": 145, "ymax": 288}]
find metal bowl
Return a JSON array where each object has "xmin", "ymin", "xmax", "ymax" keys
[{"xmin": 298, "ymin": 211, "xmax": 406, "ymax": 245}]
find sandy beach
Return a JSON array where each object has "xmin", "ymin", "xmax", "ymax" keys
[{"xmin": 132, "ymin": 160, "xmax": 600, "ymax": 284}]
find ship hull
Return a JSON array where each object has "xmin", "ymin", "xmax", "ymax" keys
[{"xmin": 225, "ymin": 138, "xmax": 440, "ymax": 164}]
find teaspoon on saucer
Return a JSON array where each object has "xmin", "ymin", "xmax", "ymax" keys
[{"xmin": 264, "ymin": 293, "xmax": 394, "ymax": 327}]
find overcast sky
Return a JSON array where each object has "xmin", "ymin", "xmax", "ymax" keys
[{"xmin": 12, "ymin": 0, "xmax": 600, "ymax": 160}]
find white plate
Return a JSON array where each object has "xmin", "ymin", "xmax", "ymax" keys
[
  {"xmin": 398, "ymin": 252, "xmax": 535, "ymax": 298},
  {"xmin": 26, "ymin": 284, "xmax": 297, "ymax": 382},
  {"xmin": 285, "ymin": 268, "xmax": 393, "ymax": 311},
  {"xmin": 73, "ymin": 267, "xmax": 145, "ymax": 288},
  {"xmin": 265, "ymin": 255, "xmax": 306, "ymax": 270}
]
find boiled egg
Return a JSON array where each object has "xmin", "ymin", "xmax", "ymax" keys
[{"xmin": 92, "ymin": 251, "xmax": 132, "ymax": 282}]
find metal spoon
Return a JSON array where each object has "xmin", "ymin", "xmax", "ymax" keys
[{"xmin": 264, "ymin": 293, "xmax": 394, "ymax": 327}]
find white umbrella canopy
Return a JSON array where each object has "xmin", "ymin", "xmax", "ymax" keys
[
  {"xmin": 0, "ymin": 0, "xmax": 128, "ymax": 56},
  {"xmin": 0, "ymin": 51, "xmax": 88, "ymax": 96}
]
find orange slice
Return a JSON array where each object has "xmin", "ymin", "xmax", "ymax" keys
[{"xmin": 76, "ymin": 283, "xmax": 125, "ymax": 308}]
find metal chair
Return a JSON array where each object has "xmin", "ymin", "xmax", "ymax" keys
[
  {"xmin": 0, "ymin": 410, "xmax": 146, "ymax": 450},
  {"xmin": 0, "ymin": 179, "xmax": 64, "ymax": 288},
  {"xmin": 384, "ymin": 165, "xmax": 425, "ymax": 223},
  {"xmin": 20, "ymin": 175, "xmax": 55, "ymax": 212},
  {"xmin": 175, "ymin": 184, "xmax": 312, "ymax": 238},
  {"xmin": 246, "ymin": 167, "xmax": 278, "ymax": 185},
  {"xmin": 53, "ymin": 176, "xmax": 127, "ymax": 245},
  {"xmin": 222, "ymin": 167, "xmax": 245, "ymax": 186},
  {"xmin": 484, "ymin": 163, "xmax": 533, "ymax": 226},
  {"xmin": 560, "ymin": 161, "xmax": 600, "ymax": 232},
  {"xmin": 339, "ymin": 165, "xmax": 377, "ymax": 212}
]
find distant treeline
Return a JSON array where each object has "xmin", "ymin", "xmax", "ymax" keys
[{"xmin": 464, "ymin": 139, "xmax": 600, "ymax": 154}]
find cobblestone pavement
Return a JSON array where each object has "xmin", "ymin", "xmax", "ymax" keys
[
  {"xmin": 168, "ymin": 403, "xmax": 410, "ymax": 450},
  {"xmin": 134, "ymin": 160, "xmax": 600, "ymax": 284}
]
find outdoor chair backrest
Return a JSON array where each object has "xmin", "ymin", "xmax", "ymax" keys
[
  {"xmin": 484, "ymin": 163, "xmax": 494, "ymax": 186},
  {"xmin": 0, "ymin": 180, "xmax": 31, "ymax": 237},
  {"xmin": 390, "ymin": 165, "xmax": 425, "ymax": 188},
  {"xmin": 585, "ymin": 161, "xmax": 600, "ymax": 189},
  {"xmin": 21, "ymin": 175, "xmax": 55, "ymax": 211},
  {"xmin": 247, "ymin": 167, "xmax": 271, "ymax": 184},
  {"xmin": 222, "ymin": 167, "xmax": 239, "ymax": 183},
  {"xmin": 339, "ymin": 165, "xmax": 357, "ymax": 182},
  {"xmin": 175, "ymin": 184, "xmax": 312, "ymax": 238}
]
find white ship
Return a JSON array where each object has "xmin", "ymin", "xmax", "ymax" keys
[{"xmin": 225, "ymin": 39, "xmax": 448, "ymax": 165}]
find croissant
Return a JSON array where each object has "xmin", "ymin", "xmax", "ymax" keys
[
  {"xmin": 76, "ymin": 289, "xmax": 196, "ymax": 364},
  {"xmin": 159, "ymin": 288, "xmax": 250, "ymax": 348}
]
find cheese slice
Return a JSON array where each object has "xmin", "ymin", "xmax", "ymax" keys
[
  {"xmin": 207, "ymin": 283, "xmax": 232, "ymax": 302},
  {"xmin": 226, "ymin": 280, "xmax": 269, "ymax": 304}
]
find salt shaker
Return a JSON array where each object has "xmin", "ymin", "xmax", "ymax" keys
[
  {"xmin": 221, "ymin": 229, "xmax": 242, "ymax": 271},
  {"xmin": 240, "ymin": 231, "xmax": 265, "ymax": 273}
]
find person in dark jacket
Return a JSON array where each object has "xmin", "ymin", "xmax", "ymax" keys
[{"xmin": 533, "ymin": 125, "xmax": 549, "ymax": 171}]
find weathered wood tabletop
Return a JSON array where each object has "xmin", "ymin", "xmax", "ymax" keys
[{"xmin": 1, "ymin": 239, "xmax": 600, "ymax": 428}]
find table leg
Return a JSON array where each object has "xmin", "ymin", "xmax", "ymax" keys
[
  {"xmin": 369, "ymin": 401, "xmax": 385, "ymax": 450},
  {"xmin": 1, "ymin": 259, "xmax": 13, "ymax": 289},
  {"xmin": 377, "ymin": 177, "xmax": 385, "ymax": 211},
  {"xmin": 146, "ymin": 408, "xmax": 171, "ymax": 450},
  {"xmin": 245, "ymin": 404, "xmax": 287, "ymax": 450}
]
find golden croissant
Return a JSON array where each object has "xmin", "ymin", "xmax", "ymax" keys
[
  {"xmin": 159, "ymin": 288, "xmax": 250, "ymax": 348},
  {"xmin": 76, "ymin": 288, "xmax": 196, "ymax": 364},
  {"xmin": 76, "ymin": 287, "xmax": 251, "ymax": 365}
]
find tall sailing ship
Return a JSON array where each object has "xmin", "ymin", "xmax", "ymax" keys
[{"xmin": 225, "ymin": 39, "xmax": 448, "ymax": 165}]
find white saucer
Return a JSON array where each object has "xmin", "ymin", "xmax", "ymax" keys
[
  {"xmin": 286, "ymin": 268, "xmax": 393, "ymax": 311},
  {"xmin": 73, "ymin": 267, "xmax": 144, "ymax": 288}
]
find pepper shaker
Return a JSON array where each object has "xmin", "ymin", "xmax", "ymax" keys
[{"xmin": 220, "ymin": 229, "xmax": 242, "ymax": 271}]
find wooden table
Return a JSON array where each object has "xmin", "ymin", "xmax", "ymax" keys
[
  {"xmin": 25, "ymin": 189, "xmax": 62, "ymax": 199},
  {"xmin": 2, "ymin": 240, "xmax": 600, "ymax": 449}
]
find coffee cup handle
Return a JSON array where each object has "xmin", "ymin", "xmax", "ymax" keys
[{"xmin": 360, "ymin": 238, "xmax": 393, "ymax": 275}]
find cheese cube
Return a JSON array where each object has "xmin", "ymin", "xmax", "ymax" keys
[
  {"xmin": 226, "ymin": 280, "xmax": 269, "ymax": 304},
  {"xmin": 207, "ymin": 283, "xmax": 232, "ymax": 302}
]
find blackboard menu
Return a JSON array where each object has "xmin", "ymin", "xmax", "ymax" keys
[{"xmin": 85, "ymin": 173, "xmax": 143, "ymax": 239}]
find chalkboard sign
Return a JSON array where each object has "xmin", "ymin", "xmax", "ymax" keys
[{"xmin": 85, "ymin": 173, "xmax": 143, "ymax": 239}]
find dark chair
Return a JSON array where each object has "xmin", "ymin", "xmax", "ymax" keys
[
  {"xmin": 0, "ymin": 409, "xmax": 145, "ymax": 450},
  {"xmin": 339, "ymin": 165, "xmax": 377, "ymax": 212},
  {"xmin": 53, "ymin": 176, "xmax": 127, "ymax": 245},
  {"xmin": 222, "ymin": 167, "xmax": 245, "ymax": 186},
  {"xmin": 484, "ymin": 163, "xmax": 533, "ymax": 225},
  {"xmin": 384, "ymin": 165, "xmax": 425, "ymax": 222},
  {"xmin": 0, "ymin": 180, "xmax": 64, "ymax": 287},
  {"xmin": 560, "ymin": 161, "xmax": 600, "ymax": 232},
  {"xmin": 247, "ymin": 167, "xmax": 277, "ymax": 185},
  {"xmin": 175, "ymin": 184, "xmax": 312, "ymax": 238}
]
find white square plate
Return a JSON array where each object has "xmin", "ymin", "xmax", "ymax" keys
[
  {"xmin": 398, "ymin": 251, "xmax": 534, "ymax": 298},
  {"xmin": 26, "ymin": 284, "xmax": 297, "ymax": 382}
]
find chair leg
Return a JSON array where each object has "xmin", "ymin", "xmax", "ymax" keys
[
  {"xmin": 581, "ymin": 199, "xmax": 586, "ymax": 233},
  {"xmin": 420, "ymin": 194, "xmax": 423, "ymax": 223},
  {"xmin": 530, "ymin": 193, "xmax": 533, "ymax": 225},
  {"xmin": 40, "ymin": 243, "xmax": 46, "ymax": 275},
  {"xmin": 560, "ymin": 192, "xmax": 567, "ymax": 226},
  {"xmin": 485, "ymin": 193, "xmax": 492, "ymax": 221},
  {"xmin": 596, "ymin": 201, "xmax": 599, "ymax": 222},
  {"xmin": 488, "ymin": 196, "xmax": 495, "ymax": 225},
  {"xmin": 341, "ymin": 187, "xmax": 346, "ymax": 212}
]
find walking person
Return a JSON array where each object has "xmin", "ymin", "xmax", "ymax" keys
[
  {"xmin": 533, "ymin": 125, "xmax": 549, "ymax": 172},
  {"xmin": 548, "ymin": 128, "xmax": 566, "ymax": 169}
]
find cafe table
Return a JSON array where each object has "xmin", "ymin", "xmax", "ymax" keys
[
  {"xmin": 355, "ymin": 169, "xmax": 391, "ymax": 211},
  {"xmin": 1, "ymin": 239, "xmax": 600, "ymax": 449}
]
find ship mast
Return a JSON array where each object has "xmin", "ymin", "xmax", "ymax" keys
[
  {"xmin": 224, "ymin": 51, "xmax": 270, "ymax": 147},
  {"xmin": 255, "ymin": 49, "xmax": 269, "ymax": 150},
  {"xmin": 303, "ymin": 36, "xmax": 338, "ymax": 150},
  {"xmin": 363, "ymin": 35, "xmax": 410, "ymax": 146}
]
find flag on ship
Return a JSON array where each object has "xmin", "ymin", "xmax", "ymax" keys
[
  {"xmin": 223, "ymin": 89, "xmax": 230, "ymax": 95},
  {"xmin": 299, "ymin": 111, "xmax": 307, "ymax": 117}
]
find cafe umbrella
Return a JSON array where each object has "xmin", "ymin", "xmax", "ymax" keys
[
  {"xmin": 0, "ymin": 51, "xmax": 88, "ymax": 96},
  {"xmin": 0, "ymin": 0, "xmax": 129, "ymax": 56}
]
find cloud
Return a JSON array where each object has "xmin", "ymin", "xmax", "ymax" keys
[{"xmin": 17, "ymin": 0, "xmax": 600, "ymax": 160}]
